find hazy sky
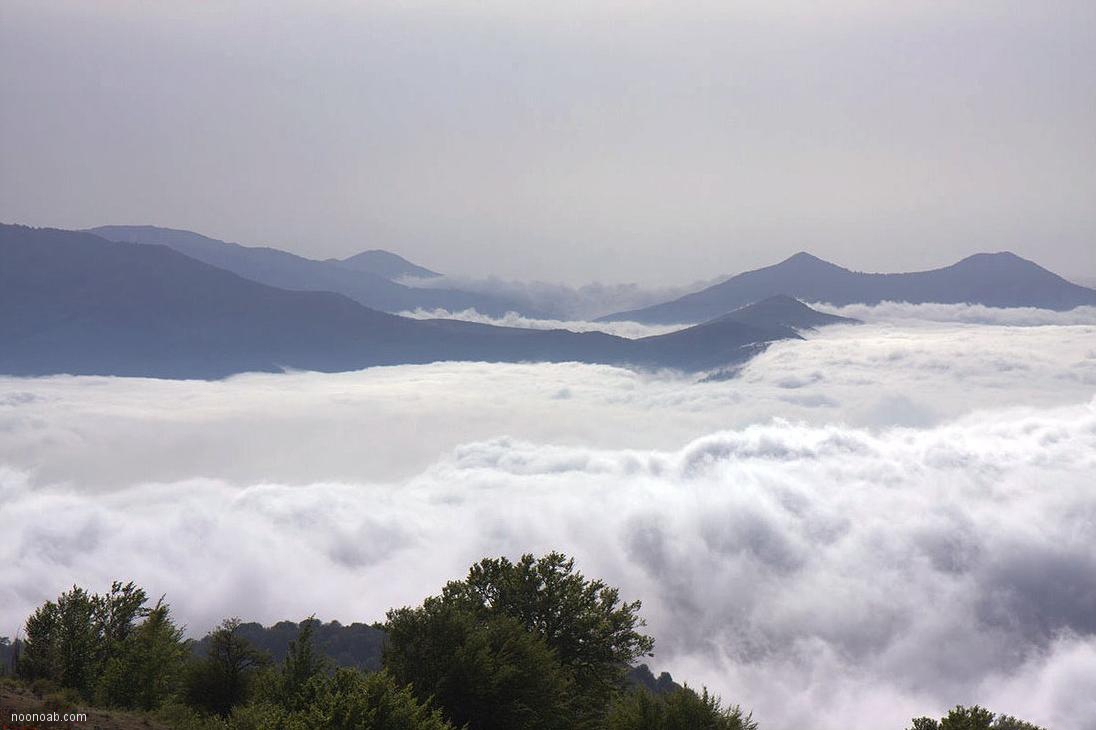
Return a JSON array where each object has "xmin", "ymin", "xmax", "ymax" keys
[{"xmin": 2, "ymin": 0, "xmax": 1094, "ymax": 284}]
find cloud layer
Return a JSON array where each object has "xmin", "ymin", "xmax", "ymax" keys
[
  {"xmin": 2, "ymin": 313, "xmax": 1095, "ymax": 729},
  {"xmin": 814, "ymin": 301, "xmax": 1096, "ymax": 327},
  {"xmin": 2, "ymin": 319, "xmax": 1092, "ymax": 488},
  {"xmin": 2, "ymin": 400, "xmax": 1095, "ymax": 729},
  {"xmin": 397, "ymin": 307, "xmax": 680, "ymax": 338}
]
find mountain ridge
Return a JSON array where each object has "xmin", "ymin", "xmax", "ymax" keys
[
  {"xmin": 601, "ymin": 251, "xmax": 1096, "ymax": 324},
  {"xmin": 87, "ymin": 225, "xmax": 538, "ymax": 317},
  {"xmin": 1, "ymin": 224, "xmax": 847, "ymax": 379}
]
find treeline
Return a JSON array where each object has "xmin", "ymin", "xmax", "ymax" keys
[
  {"xmin": 190, "ymin": 619, "xmax": 385, "ymax": 672},
  {"xmin": 186, "ymin": 620, "xmax": 677, "ymax": 698},
  {"xmin": 4, "ymin": 553, "xmax": 753, "ymax": 730},
  {"xmin": 3, "ymin": 552, "xmax": 1048, "ymax": 730}
]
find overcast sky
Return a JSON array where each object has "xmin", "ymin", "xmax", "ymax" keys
[{"xmin": 2, "ymin": 0, "xmax": 1094, "ymax": 284}]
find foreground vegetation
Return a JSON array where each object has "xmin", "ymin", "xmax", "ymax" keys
[{"xmin": 1, "ymin": 553, "xmax": 1047, "ymax": 729}]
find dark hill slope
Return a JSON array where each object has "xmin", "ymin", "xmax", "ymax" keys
[
  {"xmin": 2, "ymin": 225, "xmax": 412, "ymax": 378},
  {"xmin": 603, "ymin": 251, "xmax": 1096, "ymax": 324}
]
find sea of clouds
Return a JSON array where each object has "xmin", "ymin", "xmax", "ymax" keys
[
  {"xmin": 398, "ymin": 274, "xmax": 722, "ymax": 321},
  {"xmin": 2, "ymin": 307, "xmax": 1096, "ymax": 729},
  {"xmin": 397, "ymin": 307, "xmax": 681, "ymax": 339},
  {"xmin": 813, "ymin": 302, "xmax": 1096, "ymax": 327},
  {"xmin": 402, "ymin": 301, "xmax": 1096, "ymax": 335}
]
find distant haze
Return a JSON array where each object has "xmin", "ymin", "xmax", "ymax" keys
[{"xmin": 2, "ymin": 1, "xmax": 1095, "ymax": 284}]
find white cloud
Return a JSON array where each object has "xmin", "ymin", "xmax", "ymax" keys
[
  {"xmin": 2, "ymin": 314, "xmax": 1095, "ymax": 728},
  {"xmin": 1, "ymin": 320, "xmax": 1092, "ymax": 489},
  {"xmin": 813, "ymin": 301, "xmax": 1096, "ymax": 326},
  {"xmin": 2, "ymin": 400, "xmax": 1095, "ymax": 729},
  {"xmin": 397, "ymin": 307, "xmax": 680, "ymax": 338}
]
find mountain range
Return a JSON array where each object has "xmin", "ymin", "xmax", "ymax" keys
[
  {"xmin": 5, "ymin": 222, "xmax": 1090, "ymax": 379},
  {"xmin": 1, "ymin": 225, "xmax": 842, "ymax": 379},
  {"xmin": 601, "ymin": 251, "xmax": 1096, "ymax": 324},
  {"xmin": 87, "ymin": 225, "xmax": 537, "ymax": 317}
]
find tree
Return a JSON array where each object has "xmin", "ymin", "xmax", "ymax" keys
[
  {"xmin": 96, "ymin": 599, "xmax": 189, "ymax": 710},
  {"xmin": 249, "ymin": 616, "xmax": 333, "ymax": 714},
  {"xmin": 227, "ymin": 669, "xmax": 456, "ymax": 730},
  {"xmin": 608, "ymin": 686, "xmax": 758, "ymax": 730},
  {"xmin": 385, "ymin": 600, "xmax": 571, "ymax": 730},
  {"xmin": 908, "ymin": 705, "xmax": 1047, "ymax": 730},
  {"xmin": 17, "ymin": 582, "xmax": 153, "ymax": 699},
  {"xmin": 449, "ymin": 553, "xmax": 654, "ymax": 675},
  {"xmin": 282, "ymin": 669, "xmax": 454, "ymax": 730},
  {"xmin": 18, "ymin": 586, "xmax": 98, "ymax": 696},
  {"xmin": 93, "ymin": 581, "xmax": 150, "ymax": 661},
  {"xmin": 0, "ymin": 636, "xmax": 15, "ymax": 677},
  {"xmin": 184, "ymin": 618, "xmax": 270, "ymax": 717},
  {"xmin": 280, "ymin": 617, "xmax": 331, "ymax": 709},
  {"xmin": 385, "ymin": 552, "xmax": 653, "ymax": 729}
]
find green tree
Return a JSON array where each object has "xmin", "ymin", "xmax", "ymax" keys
[
  {"xmin": 0, "ymin": 636, "xmax": 15, "ymax": 677},
  {"xmin": 450, "ymin": 553, "xmax": 654, "ymax": 676},
  {"xmin": 993, "ymin": 716, "xmax": 1049, "ymax": 730},
  {"xmin": 17, "ymin": 581, "xmax": 153, "ymax": 699},
  {"xmin": 908, "ymin": 705, "xmax": 1046, "ymax": 730},
  {"xmin": 18, "ymin": 586, "xmax": 99, "ymax": 696},
  {"xmin": 249, "ymin": 616, "xmax": 333, "ymax": 715},
  {"xmin": 93, "ymin": 581, "xmax": 150, "ymax": 661},
  {"xmin": 185, "ymin": 618, "xmax": 270, "ymax": 717},
  {"xmin": 282, "ymin": 669, "xmax": 454, "ymax": 730},
  {"xmin": 280, "ymin": 617, "xmax": 331, "ymax": 709},
  {"xmin": 385, "ymin": 552, "xmax": 653, "ymax": 729},
  {"xmin": 386, "ymin": 600, "xmax": 571, "ymax": 730},
  {"xmin": 226, "ymin": 669, "xmax": 455, "ymax": 730},
  {"xmin": 608, "ymin": 686, "xmax": 758, "ymax": 730},
  {"xmin": 96, "ymin": 599, "xmax": 190, "ymax": 710}
]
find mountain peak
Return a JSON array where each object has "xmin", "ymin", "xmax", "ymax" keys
[
  {"xmin": 337, "ymin": 249, "xmax": 440, "ymax": 280},
  {"xmin": 951, "ymin": 251, "xmax": 1047, "ymax": 274},
  {"xmin": 711, "ymin": 295, "xmax": 858, "ymax": 330},
  {"xmin": 600, "ymin": 248, "xmax": 1096, "ymax": 324},
  {"xmin": 958, "ymin": 250, "xmax": 1027, "ymax": 263},
  {"xmin": 786, "ymin": 251, "xmax": 823, "ymax": 263},
  {"xmin": 726, "ymin": 294, "xmax": 809, "ymax": 316},
  {"xmin": 775, "ymin": 251, "xmax": 841, "ymax": 270}
]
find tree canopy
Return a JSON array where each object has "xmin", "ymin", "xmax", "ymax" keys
[
  {"xmin": 385, "ymin": 552, "xmax": 654, "ymax": 728},
  {"xmin": 17, "ymin": 581, "xmax": 182, "ymax": 707},
  {"xmin": 908, "ymin": 705, "xmax": 1047, "ymax": 730},
  {"xmin": 608, "ymin": 685, "xmax": 759, "ymax": 730}
]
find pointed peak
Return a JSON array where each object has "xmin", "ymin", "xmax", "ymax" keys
[
  {"xmin": 774, "ymin": 251, "xmax": 840, "ymax": 270},
  {"xmin": 786, "ymin": 251, "xmax": 823, "ymax": 263}
]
